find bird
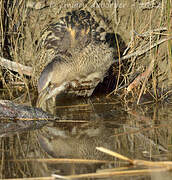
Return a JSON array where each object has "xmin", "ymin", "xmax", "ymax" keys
[{"xmin": 36, "ymin": 10, "xmax": 115, "ymax": 108}]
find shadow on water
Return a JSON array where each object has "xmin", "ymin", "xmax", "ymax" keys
[{"xmin": 1, "ymin": 94, "xmax": 172, "ymax": 179}]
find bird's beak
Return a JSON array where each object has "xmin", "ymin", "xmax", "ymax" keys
[
  {"xmin": 36, "ymin": 86, "xmax": 50, "ymax": 108},
  {"xmin": 36, "ymin": 82, "xmax": 68, "ymax": 108}
]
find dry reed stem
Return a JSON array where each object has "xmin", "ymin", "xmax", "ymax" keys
[
  {"xmin": 133, "ymin": 160, "xmax": 172, "ymax": 167},
  {"xmin": 52, "ymin": 168, "xmax": 170, "ymax": 179},
  {"xmin": 133, "ymin": 27, "xmax": 167, "ymax": 37},
  {"xmin": 96, "ymin": 147, "xmax": 133, "ymax": 164},
  {"xmin": 107, "ymin": 35, "xmax": 172, "ymax": 97},
  {"xmin": 114, "ymin": 36, "xmax": 172, "ymax": 62},
  {"xmin": 96, "ymin": 166, "xmax": 132, "ymax": 173},
  {"xmin": 0, "ymin": 36, "xmax": 171, "ymax": 77},
  {"xmin": 5, "ymin": 177, "xmax": 54, "ymax": 180},
  {"xmin": 55, "ymin": 104, "xmax": 90, "ymax": 108},
  {"xmin": 7, "ymin": 158, "xmax": 112, "ymax": 164},
  {"xmin": 97, "ymin": 147, "xmax": 172, "ymax": 168},
  {"xmin": 0, "ymin": 118, "xmax": 87, "ymax": 122},
  {"xmin": 127, "ymin": 58, "xmax": 154, "ymax": 93},
  {"xmin": 112, "ymin": 123, "xmax": 170, "ymax": 137}
]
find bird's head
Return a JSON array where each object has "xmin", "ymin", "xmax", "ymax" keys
[{"xmin": 36, "ymin": 56, "xmax": 69, "ymax": 108}]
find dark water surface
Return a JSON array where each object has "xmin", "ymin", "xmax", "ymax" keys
[{"xmin": 1, "ymin": 94, "xmax": 172, "ymax": 179}]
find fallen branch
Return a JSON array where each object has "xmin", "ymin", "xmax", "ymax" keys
[
  {"xmin": 0, "ymin": 56, "xmax": 32, "ymax": 76},
  {"xmin": 0, "ymin": 36, "xmax": 171, "ymax": 77}
]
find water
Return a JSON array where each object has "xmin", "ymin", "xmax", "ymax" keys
[{"xmin": 0, "ymin": 94, "xmax": 172, "ymax": 179}]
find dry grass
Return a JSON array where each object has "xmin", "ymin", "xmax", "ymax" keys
[
  {"xmin": 0, "ymin": 0, "xmax": 171, "ymax": 104},
  {"xmin": 51, "ymin": 147, "xmax": 172, "ymax": 179},
  {"xmin": 0, "ymin": 0, "xmax": 172, "ymax": 179}
]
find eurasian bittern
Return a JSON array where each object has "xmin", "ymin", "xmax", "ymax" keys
[{"xmin": 36, "ymin": 10, "xmax": 115, "ymax": 108}]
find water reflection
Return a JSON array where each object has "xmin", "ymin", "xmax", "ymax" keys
[{"xmin": 0, "ymin": 95, "xmax": 172, "ymax": 179}]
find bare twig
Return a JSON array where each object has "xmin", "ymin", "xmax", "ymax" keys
[
  {"xmin": 133, "ymin": 27, "xmax": 167, "ymax": 37},
  {"xmin": 127, "ymin": 58, "xmax": 154, "ymax": 92},
  {"xmin": 114, "ymin": 36, "xmax": 172, "ymax": 62},
  {"xmin": 137, "ymin": 58, "xmax": 155, "ymax": 104}
]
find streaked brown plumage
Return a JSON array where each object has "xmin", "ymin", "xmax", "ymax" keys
[{"xmin": 36, "ymin": 10, "xmax": 115, "ymax": 108}]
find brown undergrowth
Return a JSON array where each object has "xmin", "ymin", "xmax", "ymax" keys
[
  {"xmin": 0, "ymin": 0, "xmax": 171, "ymax": 104},
  {"xmin": 0, "ymin": 1, "xmax": 172, "ymax": 178}
]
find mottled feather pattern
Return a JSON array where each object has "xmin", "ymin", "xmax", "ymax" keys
[
  {"xmin": 40, "ymin": 10, "xmax": 106, "ymax": 55},
  {"xmin": 36, "ymin": 10, "xmax": 115, "ymax": 107}
]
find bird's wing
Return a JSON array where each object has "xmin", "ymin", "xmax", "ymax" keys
[{"xmin": 39, "ymin": 10, "xmax": 106, "ymax": 58}]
